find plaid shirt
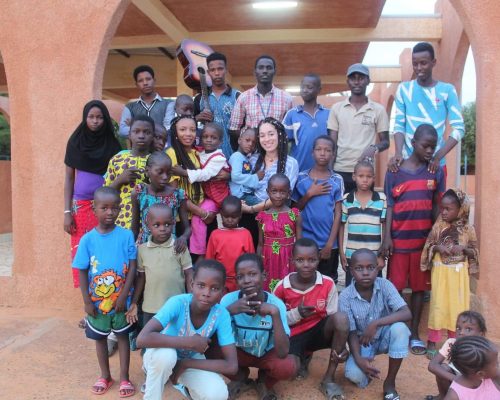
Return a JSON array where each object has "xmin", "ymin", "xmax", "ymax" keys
[{"xmin": 229, "ymin": 85, "xmax": 293, "ymax": 130}]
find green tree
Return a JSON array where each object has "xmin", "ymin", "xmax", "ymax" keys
[
  {"xmin": 0, "ymin": 113, "xmax": 10, "ymax": 160},
  {"xmin": 461, "ymin": 101, "xmax": 476, "ymax": 173}
]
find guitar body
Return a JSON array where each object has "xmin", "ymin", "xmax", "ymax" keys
[{"xmin": 176, "ymin": 39, "xmax": 215, "ymax": 90}]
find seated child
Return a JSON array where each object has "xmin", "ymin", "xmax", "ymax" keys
[
  {"xmin": 218, "ymin": 253, "xmax": 297, "ymax": 400},
  {"xmin": 137, "ymin": 259, "xmax": 238, "ymax": 400},
  {"xmin": 339, "ymin": 160, "xmax": 386, "ymax": 286},
  {"xmin": 444, "ymin": 336, "xmax": 500, "ymax": 400},
  {"xmin": 129, "ymin": 203, "xmax": 193, "ymax": 329},
  {"xmin": 273, "ymin": 238, "xmax": 349, "ymax": 399},
  {"xmin": 153, "ymin": 124, "xmax": 168, "ymax": 151},
  {"xmin": 426, "ymin": 311, "xmax": 487, "ymax": 400},
  {"xmin": 206, "ymin": 196, "xmax": 255, "ymax": 292},
  {"xmin": 339, "ymin": 249, "xmax": 411, "ymax": 400},
  {"xmin": 73, "ymin": 187, "xmax": 137, "ymax": 397},
  {"xmin": 229, "ymin": 127, "xmax": 264, "ymax": 206}
]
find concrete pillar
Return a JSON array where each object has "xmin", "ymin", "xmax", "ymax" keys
[
  {"xmin": 0, "ymin": 0, "xmax": 131, "ymax": 307},
  {"xmin": 449, "ymin": 0, "xmax": 500, "ymax": 339}
]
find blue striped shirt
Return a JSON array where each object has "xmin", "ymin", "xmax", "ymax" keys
[
  {"xmin": 341, "ymin": 190, "xmax": 386, "ymax": 259},
  {"xmin": 339, "ymin": 278, "xmax": 407, "ymax": 338}
]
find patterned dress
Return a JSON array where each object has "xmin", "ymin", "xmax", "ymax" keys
[
  {"xmin": 256, "ymin": 208, "xmax": 300, "ymax": 291},
  {"xmin": 135, "ymin": 183, "xmax": 186, "ymax": 244}
]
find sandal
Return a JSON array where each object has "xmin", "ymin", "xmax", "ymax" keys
[
  {"xmin": 384, "ymin": 390, "xmax": 400, "ymax": 400},
  {"xmin": 90, "ymin": 377, "xmax": 114, "ymax": 395},
  {"xmin": 228, "ymin": 378, "xmax": 254, "ymax": 399},
  {"xmin": 119, "ymin": 380, "xmax": 135, "ymax": 398},
  {"xmin": 426, "ymin": 349, "xmax": 438, "ymax": 360},
  {"xmin": 319, "ymin": 381, "xmax": 345, "ymax": 400},
  {"xmin": 410, "ymin": 339, "xmax": 427, "ymax": 356},
  {"xmin": 425, "ymin": 395, "xmax": 440, "ymax": 400}
]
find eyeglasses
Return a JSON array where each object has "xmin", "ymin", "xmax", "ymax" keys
[{"xmin": 352, "ymin": 265, "xmax": 378, "ymax": 273}]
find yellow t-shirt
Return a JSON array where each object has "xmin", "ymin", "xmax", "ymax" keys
[{"xmin": 166, "ymin": 147, "xmax": 204, "ymax": 205}]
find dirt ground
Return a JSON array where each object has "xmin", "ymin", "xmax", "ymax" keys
[{"xmin": 0, "ymin": 304, "xmax": 441, "ymax": 400}]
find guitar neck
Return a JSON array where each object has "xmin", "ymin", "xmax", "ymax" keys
[{"xmin": 199, "ymin": 68, "xmax": 211, "ymax": 113}]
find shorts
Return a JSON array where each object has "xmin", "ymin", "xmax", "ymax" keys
[
  {"xmin": 289, "ymin": 319, "xmax": 331, "ymax": 356},
  {"xmin": 388, "ymin": 251, "xmax": 431, "ymax": 292},
  {"xmin": 85, "ymin": 311, "xmax": 135, "ymax": 341}
]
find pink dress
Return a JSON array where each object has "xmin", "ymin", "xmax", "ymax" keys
[{"xmin": 256, "ymin": 208, "xmax": 299, "ymax": 292}]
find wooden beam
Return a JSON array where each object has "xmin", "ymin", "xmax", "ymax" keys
[
  {"xmin": 111, "ymin": 16, "xmax": 441, "ymax": 49},
  {"xmin": 132, "ymin": 0, "xmax": 188, "ymax": 43}
]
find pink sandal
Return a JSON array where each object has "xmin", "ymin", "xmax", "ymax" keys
[
  {"xmin": 119, "ymin": 380, "xmax": 136, "ymax": 398},
  {"xmin": 90, "ymin": 377, "xmax": 114, "ymax": 395}
]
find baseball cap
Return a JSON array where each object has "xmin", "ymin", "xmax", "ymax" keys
[{"xmin": 346, "ymin": 63, "xmax": 370, "ymax": 78}]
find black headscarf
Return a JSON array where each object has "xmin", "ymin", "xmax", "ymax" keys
[{"xmin": 64, "ymin": 100, "xmax": 122, "ymax": 175}]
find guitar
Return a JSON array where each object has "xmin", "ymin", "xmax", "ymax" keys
[
  {"xmin": 198, "ymin": 66, "xmax": 211, "ymax": 113},
  {"xmin": 176, "ymin": 39, "xmax": 214, "ymax": 91}
]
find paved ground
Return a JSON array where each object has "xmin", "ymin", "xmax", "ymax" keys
[
  {"xmin": 0, "ymin": 304, "xmax": 438, "ymax": 400},
  {"xmin": 0, "ymin": 233, "xmax": 12, "ymax": 276}
]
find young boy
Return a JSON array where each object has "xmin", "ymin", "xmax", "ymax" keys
[
  {"xmin": 273, "ymin": 238, "xmax": 349, "ymax": 399},
  {"xmin": 219, "ymin": 253, "xmax": 297, "ymax": 400},
  {"xmin": 129, "ymin": 203, "xmax": 193, "ymax": 329},
  {"xmin": 292, "ymin": 135, "xmax": 344, "ymax": 283},
  {"xmin": 73, "ymin": 186, "xmax": 137, "ymax": 397},
  {"xmin": 137, "ymin": 259, "xmax": 238, "ymax": 400},
  {"xmin": 206, "ymin": 196, "xmax": 255, "ymax": 292},
  {"xmin": 339, "ymin": 249, "xmax": 411, "ymax": 399},
  {"xmin": 339, "ymin": 160, "xmax": 387, "ymax": 286},
  {"xmin": 383, "ymin": 124, "xmax": 445, "ymax": 356},
  {"xmin": 229, "ymin": 127, "xmax": 264, "ymax": 206},
  {"xmin": 153, "ymin": 124, "xmax": 168, "ymax": 151},
  {"xmin": 283, "ymin": 73, "xmax": 330, "ymax": 171}
]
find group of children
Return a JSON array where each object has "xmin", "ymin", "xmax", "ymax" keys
[{"xmin": 66, "ymin": 96, "xmax": 494, "ymax": 400}]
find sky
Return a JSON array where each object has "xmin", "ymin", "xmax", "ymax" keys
[{"xmin": 362, "ymin": 0, "xmax": 476, "ymax": 105}]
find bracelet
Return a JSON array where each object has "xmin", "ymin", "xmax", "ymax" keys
[
  {"xmin": 64, "ymin": 210, "xmax": 71, "ymax": 214},
  {"xmin": 201, "ymin": 211, "xmax": 209, "ymax": 220}
]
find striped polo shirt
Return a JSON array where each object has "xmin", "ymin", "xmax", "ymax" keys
[
  {"xmin": 384, "ymin": 164, "xmax": 445, "ymax": 253},
  {"xmin": 341, "ymin": 190, "xmax": 386, "ymax": 259}
]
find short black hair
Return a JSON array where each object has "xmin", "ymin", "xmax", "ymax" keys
[
  {"xmin": 146, "ymin": 203, "xmax": 173, "ymax": 224},
  {"xmin": 255, "ymin": 54, "xmax": 276, "ymax": 69},
  {"xmin": 133, "ymin": 65, "xmax": 155, "ymax": 81},
  {"xmin": 94, "ymin": 186, "xmax": 120, "ymax": 203},
  {"xmin": 267, "ymin": 173, "xmax": 290, "ymax": 190},
  {"xmin": 130, "ymin": 115, "xmax": 155, "ymax": 132},
  {"xmin": 413, "ymin": 42, "xmax": 435, "ymax": 60},
  {"xmin": 303, "ymin": 73, "xmax": 322, "ymax": 86},
  {"xmin": 193, "ymin": 258, "xmax": 226, "ymax": 283},
  {"xmin": 457, "ymin": 310, "xmax": 487, "ymax": 334},
  {"xmin": 221, "ymin": 195, "xmax": 242, "ymax": 214},
  {"xmin": 235, "ymin": 253, "xmax": 264, "ymax": 273},
  {"xmin": 175, "ymin": 94, "xmax": 194, "ymax": 105},
  {"xmin": 207, "ymin": 52, "xmax": 227, "ymax": 66},
  {"xmin": 146, "ymin": 151, "xmax": 172, "ymax": 168},
  {"xmin": 354, "ymin": 159, "xmax": 375, "ymax": 174},
  {"xmin": 202, "ymin": 122, "xmax": 224, "ymax": 140},
  {"xmin": 313, "ymin": 135, "xmax": 335, "ymax": 151},
  {"xmin": 293, "ymin": 238, "xmax": 319, "ymax": 256},
  {"xmin": 349, "ymin": 248, "xmax": 377, "ymax": 266},
  {"xmin": 413, "ymin": 123, "xmax": 438, "ymax": 141},
  {"xmin": 449, "ymin": 336, "xmax": 497, "ymax": 376}
]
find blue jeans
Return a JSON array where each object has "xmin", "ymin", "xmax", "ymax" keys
[
  {"xmin": 241, "ymin": 193, "xmax": 260, "ymax": 206},
  {"xmin": 345, "ymin": 322, "xmax": 410, "ymax": 388}
]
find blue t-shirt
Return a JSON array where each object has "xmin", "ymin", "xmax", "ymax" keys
[
  {"xmin": 220, "ymin": 290, "xmax": 290, "ymax": 358},
  {"xmin": 292, "ymin": 169, "xmax": 344, "ymax": 248},
  {"xmin": 283, "ymin": 105, "xmax": 330, "ymax": 171},
  {"xmin": 154, "ymin": 293, "xmax": 235, "ymax": 359},
  {"xmin": 73, "ymin": 226, "xmax": 137, "ymax": 315},
  {"xmin": 229, "ymin": 151, "xmax": 260, "ymax": 199}
]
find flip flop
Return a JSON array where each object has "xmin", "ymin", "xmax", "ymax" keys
[
  {"xmin": 119, "ymin": 380, "xmax": 135, "ymax": 398},
  {"xmin": 426, "ymin": 349, "xmax": 438, "ymax": 360},
  {"xmin": 90, "ymin": 377, "xmax": 114, "ymax": 395},
  {"xmin": 228, "ymin": 378, "xmax": 254, "ymax": 399},
  {"xmin": 319, "ymin": 382, "xmax": 345, "ymax": 400},
  {"xmin": 383, "ymin": 390, "xmax": 400, "ymax": 400},
  {"xmin": 410, "ymin": 339, "xmax": 427, "ymax": 356}
]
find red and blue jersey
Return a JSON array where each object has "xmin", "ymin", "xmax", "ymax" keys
[{"xmin": 384, "ymin": 164, "xmax": 445, "ymax": 253}]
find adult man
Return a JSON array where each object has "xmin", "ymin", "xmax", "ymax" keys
[
  {"xmin": 229, "ymin": 55, "xmax": 293, "ymax": 146},
  {"xmin": 283, "ymin": 73, "xmax": 330, "ymax": 171},
  {"xmin": 119, "ymin": 65, "xmax": 173, "ymax": 137},
  {"xmin": 389, "ymin": 42, "xmax": 465, "ymax": 177},
  {"xmin": 328, "ymin": 63, "xmax": 389, "ymax": 193},
  {"xmin": 194, "ymin": 52, "xmax": 240, "ymax": 158}
]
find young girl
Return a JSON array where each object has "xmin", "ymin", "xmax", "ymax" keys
[
  {"xmin": 64, "ymin": 100, "xmax": 121, "ymax": 288},
  {"xmin": 420, "ymin": 189, "xmax": 479, "ymax": 357},
  {"xmin": 256, "ymin": 173, "xmax": 302, "ymax": 291},
  {"xmin": 444, "ymin": 336, "xmax": 500, "ymax": 399},
  {"xmin": 137, "ymin": 259, "xmax": 238, "ymax": 400},
  {"xmin": 131, "ymin": 151, "xmax": 190, "ymax": 252},
  {"xmin": 206, "ymin": 196, "xmax": 255, "ymax": 292},
  {"xmin": 427, "ymin": 311, "xmax": 487, "ymax": 400},
  {"xmin": 105, "ymin": 115, "xmax": 154, "ymax": 229},
  {"xmin": 171, "ymin": 122, "xmax": 230, "ymax": 256},
  {"xmin": 166, "ymin": 116, "xmax": 216, "ymax": 248}
]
